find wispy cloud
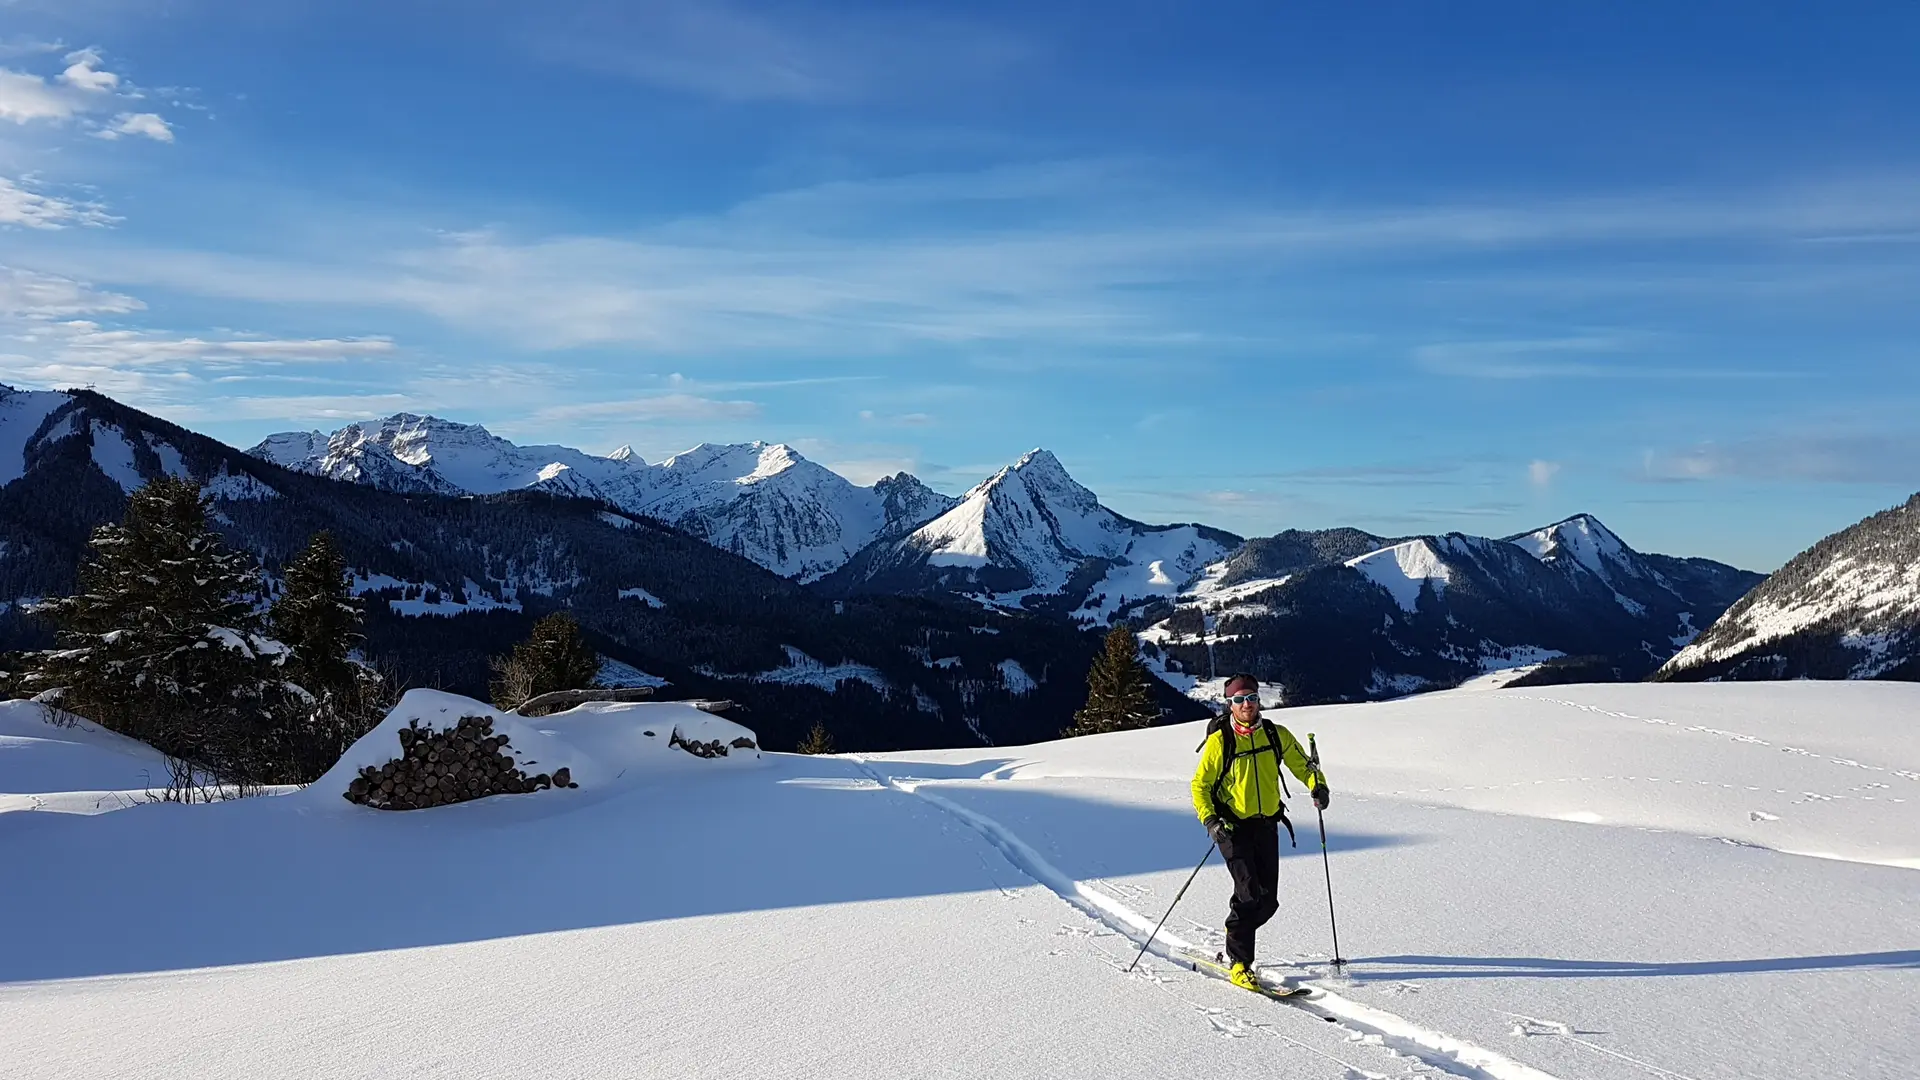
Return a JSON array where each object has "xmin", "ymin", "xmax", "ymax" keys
[
  {"xmin": 0, "ymin": 176, "xmax": 116, "ymax": 229},
  {"xmin": 0, "ymin": 266, "xmax": 139, "ymax": 315},
  {"xmin": 24, "ymin": 167, "xmax": 1920, "ymax": 357},
  {"xmin": 1529, "ymin": 460, "xmax": 1561, "ymax": 488},
  {"xmin": 858, "ymin": 409, "xmax": 934, "ymax": 427},
  {"xmin": 528, "ymin": 394, "xmax": 761, "ymax": 423},
  {"xmin": 168, "ymin": 393, "xmax": 420, "ymax": 424},
  {"xmin": 1413, "ymin": 337, "xmax": 1800, "ymax": 380},
  {"xmin": 1640, "ymin": 431, "xmax": 1920, "ymax": 486},
  {"xmin": 45, "ymin": 323, "xmax": 394, "ymax": 366},
  {"xmin": 526, "ymin": 0, "xmax": 1028, "ymax": 103}
]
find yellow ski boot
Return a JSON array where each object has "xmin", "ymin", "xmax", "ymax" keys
[{"xmin": 1228, "ymin": 962, "xmax": 1260, "ymax": 991}]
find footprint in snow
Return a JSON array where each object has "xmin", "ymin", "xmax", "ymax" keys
[
  {"xmin": 1204, "ymin": 1014, "xmax": 1248, "ymax": 1039},
  {"xmin": 1750, "ymin": 810, "xmax": 1780, "ymax": 822}
]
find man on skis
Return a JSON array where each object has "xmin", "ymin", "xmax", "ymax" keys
[{"xmin": 1191, "ymin": 673, "xmax": 1329, "ymax": 991}]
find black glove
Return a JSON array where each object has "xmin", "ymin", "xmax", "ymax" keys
[
  {"xmin": 1206, "ymin": 817, "xmax": 1233, "ymax": 847},
  {"xmin": 1312, "ymin": 784, "xmax": 1330, "ymax": 811}
]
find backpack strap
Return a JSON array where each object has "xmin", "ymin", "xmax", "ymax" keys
[{"xmin": 1263, "ymin": 718, "xmax": 1291, "ymax": 799}]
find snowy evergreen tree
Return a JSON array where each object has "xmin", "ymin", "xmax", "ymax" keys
[
  {"xmin": 29, "ymin": 476, "xmax": 285, "ymax": 785},
  {"xmin": 272, "ymin": 532, "xmax": 360, "ymax": 693},
  {"xmin": 271, "ymin": 531, "xmax": 388, "ymax": 780},
  {"xmin": 1063, "ymin": 625, "xmax": 1158, "ymax": 737},
  {"xmin": 489, "ymin": 612, "xmax": 600, "ymax": 710}
]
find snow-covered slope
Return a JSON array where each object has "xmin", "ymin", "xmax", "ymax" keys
[
  {"xmin": 1658, "ymin": 493, "xmax": 1920, "ymax": 682},
  {"xmin": 3, "ymin": 682, "xmax": 1914, "ymax": 1080},
  {"xmin": 827, "ymin": 449, "xmax": 1238, "ymax": 620},
  {"xmin": 251, "ymin": 417, "xmax": 958, "ymax": 580},
  {"xmin": 0, "ymin": 385, "xmax": 73, "ymax": 486},
  {"xmin": 0, "ymin": 700, "xmax": 178, "ymax": 814},
  {"xmin": 250, "ymin": 414, "xmax": 644, "ymax": 498},
  {"xmin": 0, "ymin": 385, "xmax": 283, "ymax": 506}
]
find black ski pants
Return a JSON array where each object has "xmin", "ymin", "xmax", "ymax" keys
[{"xmin": 1218, "ymin": 816, "xmax": 1280, "ymax": 967}]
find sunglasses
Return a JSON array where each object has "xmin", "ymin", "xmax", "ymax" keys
[{"xmin": 1226, "ymin": 692, "xmax": 1261, "ymax": 706}]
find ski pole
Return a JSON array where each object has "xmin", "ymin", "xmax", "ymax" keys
[
  {"xmin": 1308, "ymin": 733, "xmax": 1347, "ymax": 972},
  {"xmin": 1126, "ymin": 842, "xmax": 1215, "ymax": 973}
]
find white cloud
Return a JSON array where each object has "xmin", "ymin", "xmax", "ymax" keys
[
  {"xmin": 0, "ymin": 176, "xmax": 116, "ymax": 229},
  {"xmin": 59, "ymin": 50, "xmax": 118, "ymax": 92},
  {"xmin": 0, "ymin": 50, "xmax": 175, "ymax": 140},
  {"xmin": 0, "ymin": 67, "xmax": 80, "ymax": 122},
  {"xmin": 529, "ymin": 394, "xmax": 761, "ymax": 423},
  {"xmin": 0, "ymin": 266, "xmax": 142, "ymax": 316},
  {"xmin": 97, "ymin": 112, "xmax": 172, "ymax": 142},
  {"xmin": 1529, "ymin": 460, "xmax": 1561, "ymax": 487}
]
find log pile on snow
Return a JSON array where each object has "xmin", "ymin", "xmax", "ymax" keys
[
  {"xmin": 669, "ymin": 729, "xmax": 760, "ymax": 758},
  {"xmin": 343, "ymin": 714, "xmax": 578, "ymax": 810}
]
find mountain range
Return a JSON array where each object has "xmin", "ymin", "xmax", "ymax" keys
[
  {"xmin": 5, "ymin": 383, "xmax": 1917, "ymax": 738},
  {"xmin": 252, "ymin": 416, "xmax": 957, "ymax": 581},
  {"xmin": 1, "ymin": 387, "xmax": 1192, "ymax": 751},
  {"xmin": 1137, "ymin": 514, "xmax": 1765, "ymax": 705}
]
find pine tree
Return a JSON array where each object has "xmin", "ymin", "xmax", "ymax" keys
[
  {"xmin": 271, "ymin": 531, "xmax": 386, "ymax": 781},
  {"xmin": 272, "ymin": 531, "xmax": 361, "ymax": 695},
  {"xmin": 797, "ymin": 720, "xmax": 835, "ymax": 755},
  {"xmin": 1063, "ymin": 625, "xmax": 1159, "ymax": 738},
  {"xmin": 489, "ymin": 612, "xmax": 601, "ymax": 710},
  {"xmin": 30, "ymin": 476, "xmax": 283, "ymax": 784}
]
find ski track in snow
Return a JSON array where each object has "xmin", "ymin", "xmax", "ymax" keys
[
  {"xmin": 1506, "ymin": 1015, "xmax": 1702, "ymax": 1080},
  {"xmin": 1506, "ymin": 694, "xmax": 1919, "ymax": 779},
  {"xmin": 848, "ymin": 757, "xmax": 1567, "ymax": 1080}
]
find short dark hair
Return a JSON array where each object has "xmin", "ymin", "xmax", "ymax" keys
[{"xmin": 1223, "ymin": 672, "xmax": 1259, "ymax": 696}]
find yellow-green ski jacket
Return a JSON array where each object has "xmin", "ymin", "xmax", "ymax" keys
[{"xmin": 1191, "ymin": 720, "xmax": 1325, "ymax": 825}]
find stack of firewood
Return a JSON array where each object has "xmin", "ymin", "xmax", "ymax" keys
[{"xmin": 344, "ymin": 715, "xmax": 577, "ymax": 810}]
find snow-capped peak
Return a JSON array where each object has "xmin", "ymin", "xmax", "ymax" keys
[
  {"xmin": 1347, "ymin": 538, "xmax": 1454, "ymax": 613},
  {"xmin": 249, "ymin": 421, "xmax": 954, "ymax": 581},
  {"xmin": 1507, "ymin": 513, "xmax": 1641, "ymax": 584},
  {"xmin": 881, "ymin": 449, "xmax": 1233, "ymax": 613}
]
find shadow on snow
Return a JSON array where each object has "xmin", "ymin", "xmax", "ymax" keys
[{"xmin": 0, "ymin": 752, "xmax": 1408, "ymax": 983}]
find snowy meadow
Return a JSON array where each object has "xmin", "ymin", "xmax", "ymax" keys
[{"xmin": 2, "ymin": 681, "xmax": 1915, "ymax": 1079}]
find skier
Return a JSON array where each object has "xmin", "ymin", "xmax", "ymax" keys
[{"xmin": 1191, "ymin": 672, "xmax": 1329, "ymax": 991}]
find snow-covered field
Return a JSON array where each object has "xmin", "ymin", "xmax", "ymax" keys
[
  {"xmin": 0, "ymin": 701, "xmax": 181, "ymax": 814},
  {"xmin": 3, "ymin": 683, "xmax": 1916, "ymax": 1079}
]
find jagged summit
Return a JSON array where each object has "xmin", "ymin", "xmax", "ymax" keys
[
  {"xmin": 827, "ymin": 448, "xmax": 1237, "ymax": 621},
  {"xmin": 250, "ymin": 418, "xmax": 953, "ymax": 581},
  {"xmin": 1507, "ymin": 514, "xmax": 1640, "ymax": 581}
]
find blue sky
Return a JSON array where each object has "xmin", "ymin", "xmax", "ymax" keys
[{"xmin": 3, "ymin": 1, "xmax": 1918, "ymax": 571}]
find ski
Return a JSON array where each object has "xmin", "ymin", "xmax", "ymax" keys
[{"xmin": 1171, "ymin": 946, "xmax": 1318, "ymax": 1000}]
